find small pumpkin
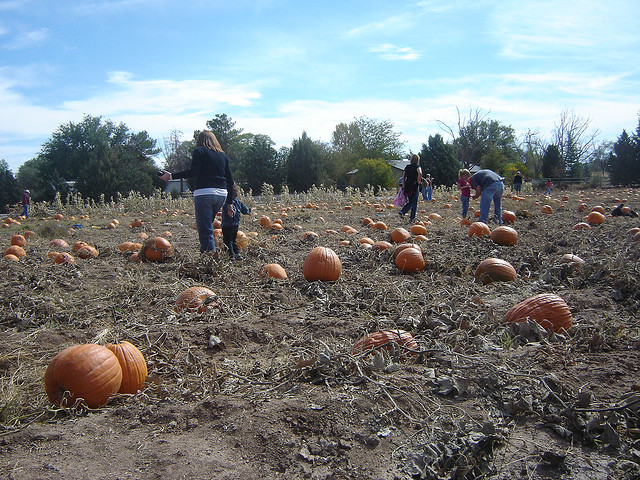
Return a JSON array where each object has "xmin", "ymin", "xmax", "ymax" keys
[
  {"xmin": 572, "ymin": 222, "xmax": 591, "ymax": 231},
  {"xmin": 490, "ymin": 226, "xmax": 518, "ymax": 246},
  {"xmin": 372, "ymin": 240, "xmax": 393, "ymax": 251},
  {"xmin": 395, "ymin": 246, "xmax": 425, "ymax": 272},
  {"xmin": 587, "ymin": 211, "xmax": 605, "ymax": 225},
  {"xmin": 3, "ymin": 253, "xmax": 19, "ymax": 261},
  {"xmin": 105, "ymin": 341, "xmax": 147, "ymax": 394},
  {"xmin": 303, "ymin": 246, "xmax": 342, "ymax": 282},
  {"xmin": 504, "ymin": 293, "xmax": 572, "ymax": 333},
  {"xmin": 262, "ymin": 263, "xmax": 288, "ymax": 279},
  {"xmin": 353, "ymin": 330, "xmax": 418, "ymax": 359},
  {"xmin": 44, "ymin": 344, "xmax": 122, "ymax": 408},
  {"xmin": 502, "ymin": 210, "xmax": 517, "ymax": 224},
  {"xmin": 53, "ymin": 252, "xmax": 75, "ymax": 264},
  {"xmin": 174, "ymin": 286, "xmax": 218, "ymax": 313},
  {"xmin": 410, "ymin": 224, "xmax": 427, "ymax": 236},
  {"xmin": 5, "ymin": 245, "xmax": 26, "ymax": 258},
  {"xmin": 258, "ymin": 215, "xmax": 272, "ymax": 229},
  {"xmin": 475, "ymin": 258, "xmax": 517, "ymax": 284},
  {"xmin": 590, "ymin": 205, "xmax": 605, "ymax": 214},
  {"xmin": 77, "ymin": 245, "xmax": 99, "ymax": 259},
  {"xmin": 50, "ymin": 238, "xmax": 69, "ymax": 249},
  {"xmin": 541, "ymin": 205, "xmax": 553, "ymax": 214}
]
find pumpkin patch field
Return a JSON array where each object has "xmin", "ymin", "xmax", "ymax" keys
[{"xmin": 1, "ymin": 187, "xmax": 640, "ymax": 479}]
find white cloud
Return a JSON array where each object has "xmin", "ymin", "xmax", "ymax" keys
[
  {"xmin": 3, "ymin": 27, "xmax": 49, "ymax": 50},
  {"xmin": 369, "ymin": 44, "xmax": 421, "ymax": 61}
]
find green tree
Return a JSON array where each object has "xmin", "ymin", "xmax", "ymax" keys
[
  {"xmin": 419, "ymin": 134, "xmax": 459, "ymax": 186},
  {"xmin": 287, "ymin": 132, "xmax": 331, "ymax": 192},
  {"xmin": 608, "ymin": 129, "xmax": 639, "ymax": 186},
  {"xmin": 35, "ymin": 115, "xmax": 161, "ymax": 201},
  {"xmin": 236, "ymin": 134, "xmax": 283, "ymax": 194},
  {"xmin": 161, "ymin": 129, "xmax": 192, "ymax": 172},
  {"xmin": 541, "ymin": 144, "xmax": 563, "ymax": 179},
  {"xmin": 0, "ymin": 160, "xmax": 20, "ymax": 213},
  {"xmin": 205, "ymin": 114, "xmax": 244, "ymax": 162},
  {"xmin": 352, "ymin": 158, "xmax": 394, "ymax": 192},
  {"xmin": 330, "ymin": 117, "xmax": 404, "ymax": 182}
]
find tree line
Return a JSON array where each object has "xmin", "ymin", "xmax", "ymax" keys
[{"xmin": 1, "ymin": 110, "xmax": 639, "ymax": 211}]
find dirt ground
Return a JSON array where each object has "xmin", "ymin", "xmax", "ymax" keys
[{"xmin": 1, "ymin": 188, "xmax": 640, "ymax": 480}]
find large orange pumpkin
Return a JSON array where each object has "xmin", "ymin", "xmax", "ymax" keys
[
  {"xmin": 44, "ymin": 344, "xmax": 123, "ymax": 408},
  {"xmin": 475, "ymin": 258, "xmax": 517, "ymax": 284},
  {"xmin": 303, "ymin": 246, "xmax": 342, "ymax": 282},
  {"xmin": 504, "ymin": 293, "xmax": 572, "ymax": 333},
  {"xmin": 395, "ymin": 247, "xmax": 425, "ymax": 272},
  {"xmin": 410, "ymin": 224, "xmax": 427, "ymax": 236},
  {"xmin": 174, "ymin": 286, "xmax": 218, "ymax": 313},
  {"xmin": 5, "ymin": 245, "xmax": 26, "ymax": 258},
  {"xmin": 490, "ymin": 226, "xmax": 518, "ymax": 246},
  {"xmin": 353, "ymin": 330, "xmax": 418, "ymax": 359},
  {"xmin": 502, "ymin": 210, "xmax": 517, "ymax": 224},
  {"xmin": 587, "ymin": 211, "xmax": 605, "ymax": 225},
  {"xmin": 141, "ymin": 237, "xmax": 173, "ymax": 261},
  {"xmin": 10, "ymin": 234, "xmax": 26, "ymax": 247},
  {"xmin": 105, "ymin": 341, "xmax": 147, "ymax": 394},
  {"xmin": 390, "ymin": 227, "xmax": 411, "ymax": 243}
]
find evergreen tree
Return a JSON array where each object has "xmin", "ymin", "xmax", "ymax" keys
[
  {"xmin": 541, "ymin": 144, "xmax": 563, "ymax": 179},
  {"xmin": 287, "ymin": 132, "xmax": 331, "ymax": 192},
  {"xmin": 608, "ymin": 129, "xmax": 639, "ymax": 186},
  {"xmin": 0, "ymin": 160, "xmax": 20, "ymax": 213},
  {"xmin": 419, "ymin": 134, "xmax": 459, "ymax": 187}
]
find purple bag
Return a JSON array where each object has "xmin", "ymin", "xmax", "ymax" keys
[{"xmin": 393, "ymin": 189, "xmax": 407, "ymax": 207}]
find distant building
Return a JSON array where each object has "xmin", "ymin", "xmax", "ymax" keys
[{"xmin": 164, "ymin": 179, "xmax": 190, "ymax": 195}]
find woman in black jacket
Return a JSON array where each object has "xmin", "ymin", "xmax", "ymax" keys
[{"xmin": 160, "ymin": 131, "xmax": 234, "ymax": 255}]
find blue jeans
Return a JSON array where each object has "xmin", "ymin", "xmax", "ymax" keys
[
  {"xmin": 22, "ymin": 205, "xmax": 29, "ymax": 218},
  {"xmin": 194, "ymin": 194, "xmax": 226, "ymax": 253},
  {"xmin": 400, "ymin": 189, "xmax": 419, "ymax": 221},
  {"xmin": 514, "ymin": 183, "xmax": 522, "ymax": 193},
  {"xmin": 461, "ymin": 196, "xmax": 470, "ymax": 217},
  {"xmin": 479, "ymin": 181, "xmax": 503, "ymax": 224}
]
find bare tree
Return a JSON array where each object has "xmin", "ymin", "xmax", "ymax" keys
[
  {"xmin": 552, "ymin": 110, "xmax": 600, "ymax": 176},
  {"xmin": 438, "ymin": 107, "xmax": 491, "ymax": 168},
  {"xmin": 161, "ymin": 129, "xmax": 191, "ymax": 172},
  {"xmin": 519, "ymin": 129, "xmax": 545, "ymax": 178}
]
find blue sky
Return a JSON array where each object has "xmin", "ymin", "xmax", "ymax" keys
[{"xmin": 1, "ymin": 0, "xmax": 639, "ymax": 173}]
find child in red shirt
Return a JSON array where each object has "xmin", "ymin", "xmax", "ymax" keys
[{"xmin": 457, "ymin": 169, "xmax": 471, "ymax": 218}]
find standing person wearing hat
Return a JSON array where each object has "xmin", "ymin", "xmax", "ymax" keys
[{"xmin": 21, "ymin": 190, "xmax": 30, "ymax": 218}]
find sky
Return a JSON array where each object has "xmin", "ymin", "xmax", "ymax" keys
[{"xmin": 1, "ymin": 0, "xmax": 639, "ymax": 173}]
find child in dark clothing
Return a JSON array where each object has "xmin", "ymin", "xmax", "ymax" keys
[{"xmin": 221, "ymin": 186, "xmax": 251, "ymax": 260}]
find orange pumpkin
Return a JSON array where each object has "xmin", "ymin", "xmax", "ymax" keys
[
  {"xmin": 141, "ymin": 237, "xmax": 172, "ymax": 262},
  {"xmin": 541, "ymin": 205, "xmax": 553, "ymax": 214},
  {"xmin": 587, "ymin": 211, "xmax": 605, "ymax": 225},
  {"xmin": 130, "ymin": 219, "xmax": 143, "ymax": 228},
  {"xmin": 504, "ymin": 293, "xmax": 572, "ymax": 333},
  {"xmin": 428, "ymin": 213, "xmax": 442, "ymax": 222},
  {"xmin": 53, "ymin": 252, "xmax": 75, "ymax": 264},
  {"xmin": 44, "ymin": 344, "xmax": 123, "ymax": 408},
  {"xmin": 395, "ymin": 247, "xmax": 425, "ymax": 272},
  {"xmin": 118, "ymin": 241, "xmax": 134, "ymax": 252},
  {"xmin": 490, "ymin": 226, "xmax": 518, "ymax": 246},
  {"xmin": 390, "ymin": 227, "xmax": 411, "ymax": 243},
  {"xmin": 174, "ymin": 286, "xmax": 218, "ymax": 313},
  {"xmin": 353, "ymin": 330, "xmax": 418, "ymax": 358},
  {"xmin": 50, "ymin": 238, "xmax": 69, "ymax": 249},
  {"xmin": 502, "ymin": 210, "xmax": 517, "ymax": 224},
  {"xmin": 303, "ymin": 246, "xmax": 342, "ymax": 282},
  {"xmin": 261, "ymin": 263, "xmax": 288, "ymax": 279},
  {"xmin": 10, "ymin": 234, "xmax": 27, "ymax": 247},
  {"xmin": 468, "ymin": 222, "xmax": 491, "ymax": 238},
  {"xmin": 372, "ymin": 241, "xmax": 394, "ymax": 251},
  {"xmin": 5, "ymin": 245, "xmax": 26, "ymax": 258},
  {"xmin": 460, "ymin": 217, "xmax": 472, "ymax": 227},
  {"xmin": 258, "ymin": 215, "xmax": 272, "ymax": 229},
  {"xmin": 590, "ymin": 205, "xmax": 605, "ymax": 214},
  {"xmin": 572, "ymin": 222, "xmax": 591, "ymax": 231},
  {"xmin": 77, "ymin": 245, "xmax": 99, "ymax": 259},
  {"xmin": 3, "ymin": 253, "xmax": 19, "ymax": 261},
  {"xmin": 105, "ymin": 341, "xmax": 147, "ymax": 394},
  {"xmin": 410, "ymin": 224, "xmax": 427, "ymax": 236},
  {"xmin": 475, "ymin": 258, "xmax": 517, "ymax": 284}
]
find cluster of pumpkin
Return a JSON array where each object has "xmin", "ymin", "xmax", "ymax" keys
[
  {"xmin": 47, "ymin": 239, "xmax": 99, "ymax": 264},
  {"xmin": 45, "ymin": 341, "xmax": 147, "ymax": 408},
  {"xmin": 3, "ymin": 232, "xmax": 32, "ymax": 261}
]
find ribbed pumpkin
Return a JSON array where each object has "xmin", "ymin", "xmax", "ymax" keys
[
  {"xmin": 587, "ymin": 211, "xmax": 605, "ymax": 225},
  {"xmin": 504, "ymin": 293, "xmax": 572, "ymax": 333},
  {"xmin": 44, "ymin": 344, "xmax": 122, "ymax": 408},
  {"xmin": 428, "ymin": 213, "xmax": 442, "ymax": 222},
  {"xmin": 105, "ymin": 341, "xmax": 147, "ymax": 394},
  {"xmin": 490, "ymin": 226, "xmax": 518, "ymax": 246},
  {"xmin": 353, "ymin": 330, "xmax": 418, "ymax": 358},
  {"xmin": 262, "ymin": 263, "xmax": 288, "ymax": 279},
  {"xmin": 141, "ymin": 237, "xmax": 172, "ymax": 261},
  {"xmin": 258, "ymin": 215, "xmax": 272, "ymax": 229},
  {"xmin": 303, "ymin": 246, "xmax": 341, "ymax": 282},
  {"xmin": 174, "ymin": 286, "xmax": 218, "ymax": 313},
  {"xmin": 502, "ymin": 210, "xmax": 517, "ymax": 224},
  {"xmin": 390, "ymin": 227, "xmax": 411, "ymax": 243},
  {"xmin": 468, "ymin": 222, "xmax": 491, "ymax": 238},
  {"xmin": 395, "ymin": 246, "xmax": 425, "ymax": 272},
  {"xmin": 475, "ymin": 258, "xmax": 517, "ymax": 284}
]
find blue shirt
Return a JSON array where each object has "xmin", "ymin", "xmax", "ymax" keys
[
  {"xmin": 470, "ymin": 169, "xmax": 503, "ymax": 190},
  {"xmin": 221, "ymin": 198, "xmax": 251, "ymax": 227}
]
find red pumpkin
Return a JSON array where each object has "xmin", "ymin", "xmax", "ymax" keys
[
  {"xmin": 44, "ymin": 344, "xmax": 122, "ymax": 408},
  {"xmin": 105, "ymin": 341, "xmax": 147, "ymax": 394},
  {"xmin": 303, "ymin": 246, "xmax": 341, "ymax": 282},
  {"xmin": 504, "ymin": 293, "xmax": 572, "ymax": 333}
]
